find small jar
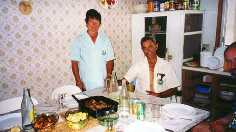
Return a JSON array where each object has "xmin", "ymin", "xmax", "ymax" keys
[
  {"xmin": 164, "ymin": 0, "xmax": 169, "ymax": 11},
  {"xmin": 183, "ymin": 0, "xmax": 189, "ymax": 10},
  {"xmin": 147, "ymin": 0, "xmax": 154, "ymax": 12},
  {"xmin": 169, "ymin": 0, "xmax": 175, "ymax": 11},
  {"xmin": 153, "ymin": 0, "xmax": 160, "ymax": 12}
]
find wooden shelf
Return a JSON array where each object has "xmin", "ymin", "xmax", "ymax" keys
[{"xmin": 182, "ymin": 67, "xmax": 233, "ymax": 120}]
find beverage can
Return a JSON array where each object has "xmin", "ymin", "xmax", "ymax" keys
[{"xmin": 136, "ymin": 101, "xmax": 145, "ymax": 120}]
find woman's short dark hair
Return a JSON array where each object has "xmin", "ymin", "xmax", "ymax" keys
[
  {"xmin": 224, "ymin": 41, "xmax": 236, "ymax": 57},
  {"xmin": 140, "ymin": 36, "xmax": 156, "ymax": 48},
  {"xmin": 85, "ymin": 9, "xmax": 101, "ymax": 24}
]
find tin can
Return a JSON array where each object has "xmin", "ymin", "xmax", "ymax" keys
[
  {"xmin": 136, "ymin": 101, "xmax": 145, "ymax": 120},
  {"xmin": 129, "ymin": 98, "xmax": 145, "ymax": 120}
]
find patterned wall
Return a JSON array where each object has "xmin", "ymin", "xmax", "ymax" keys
[{"xmin": 0, "ymin": 0, "xmax": 144, "ymax": 103}]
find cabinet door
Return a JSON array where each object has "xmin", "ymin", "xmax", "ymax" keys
[
  {"xmin": 183, "ymin": 34, "xmax": 202, "ymax": 59},
  {"xmin": 184, "ymin": 14, "xmax": 203, "ymax": 32},
  {"xmin": 145, "ymin": 16, "xmax": 167, "ymax": 58}
]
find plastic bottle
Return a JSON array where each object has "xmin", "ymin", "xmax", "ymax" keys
[{"xmin": 21, "ymin": 88, "xmax": 35, "ymax": 130}]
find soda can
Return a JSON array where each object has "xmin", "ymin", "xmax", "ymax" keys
[{"xmin": 136, "ymin": 100, "xmax": 145, "ymax": 121}]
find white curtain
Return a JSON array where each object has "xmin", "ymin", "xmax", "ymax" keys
[{"xmin": 223, "ymin": 0, "xmax": 236, "ymax": 45}]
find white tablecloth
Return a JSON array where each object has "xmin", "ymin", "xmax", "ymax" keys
[{"xmin": 83, "ymin": 88, "xmax": 210, "ymax": 132}]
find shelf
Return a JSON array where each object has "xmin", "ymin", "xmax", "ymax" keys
[
  {"xmin": 145, "ymin": 32, "xmax": 166, "ymax": 35},
  {"xmin": 182, "ymin": 68, "xmax": 234, "ymax": 120},
  {"xmin": 182, "ymin": 66, "xmax": 231, "ymax": 76},
  {"xmin": 184, "ymin": 31, "xmax": 202, "ymax": 35},
  {"xmin": 183, "ymin": 100, "xmax": 211, "ymax": 111}
]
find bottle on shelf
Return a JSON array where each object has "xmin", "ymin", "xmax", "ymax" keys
[
  {"xmin": 153, "ymin": 0, "xmax": 160, "ymax": 12},
  {"xmin": 164, "ymin": 0, "xmax": 170, "ymax": 11},
  {"xmin": 160, "ymin": 0, "xmax": 165, "ymax": 11},
  {"xmin": 169, "ymin": 0, "xmax": 175, "ymax": 11},
  {"xmin": 147, "ymin": 0, "xmax": 154, "ymax": 12},
  {"xmin": 183, "ymin": 0, "xmax": 189, "ymax": 10},
  {"xmin": 21, "ymin": 88, "xmax": 35, "ymax": 130}
]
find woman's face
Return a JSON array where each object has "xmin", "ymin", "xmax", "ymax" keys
[
  {"xmin": 86, "ymin": 18, "xmax": 100, "ymax": 34},
  {"xmin": 141, "ymin": 40, "xmax": 158, "ymax": 59}
]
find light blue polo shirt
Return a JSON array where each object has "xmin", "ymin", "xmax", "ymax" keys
[{"xmin": 70, "ymin": 31, "xmax": 115, "ymax": 90}]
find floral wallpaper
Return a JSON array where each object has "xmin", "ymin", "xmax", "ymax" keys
[{"xmin": 0, "ymin": 0, "xmax": 144, "ymax": 103}]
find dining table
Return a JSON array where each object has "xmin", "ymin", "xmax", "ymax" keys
[{"xmin": 0, "ymin": 88, "xmax": 210, "ymax": 132}]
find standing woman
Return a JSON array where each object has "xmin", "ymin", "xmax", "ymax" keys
[{"xmin": 71, "ymin": 9, "xmax": 115, "ymax": 91}]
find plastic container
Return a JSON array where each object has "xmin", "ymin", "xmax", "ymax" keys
[{"xmin": 195, "ymin": 85, "xmax": 211, "ymax": 94}]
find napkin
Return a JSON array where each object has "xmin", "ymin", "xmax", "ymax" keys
[{"xmin": 161, "ymin": 103, "xmax": 197, "ymax": 121}]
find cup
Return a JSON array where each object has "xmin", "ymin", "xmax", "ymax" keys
[
  {"xmin": 127, "ymin": 83, "xmax": 135, "ymax": 93},
  {"xmin": 150, "ymin": 104, "xmax": 162, "ymax": 122}
]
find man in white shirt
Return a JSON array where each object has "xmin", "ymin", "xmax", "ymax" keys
[{"xmin": 124, "ymin": 36, "xmax": 180, "ymax": 97}]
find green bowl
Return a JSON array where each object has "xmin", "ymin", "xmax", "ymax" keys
[{"xmin": 97, "ymin": 113, "xmax": 119, "ymax": 127}]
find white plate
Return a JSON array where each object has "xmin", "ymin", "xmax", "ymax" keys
[
  {"xmin": 207, "ymin": 56, "xmax": 221, "ymax": 70},
  {"xmin": 214, "ymin": 46, "xmax": 226, "ymax": 67},
  {"xmin": 0, "ymin": 97, "xmax": 38, "ymax": 115},
  {"xmin": 63, "ymin": 94, "xmax": 88, "ymax": 108},
  {"xmin": 0, "ymin": 113, "xmax": 21, "ymax": 130},
  {"xmin": 162, "ymin": 103, "xmax": 196, "ymax": 118}
]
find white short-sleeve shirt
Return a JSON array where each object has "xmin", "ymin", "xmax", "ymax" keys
[
  {"xmin": 70, "ymin": 31, "xmax": 115, "ymax": 90},
  {"xmin": 124, "ymin": 57, "xmax": 180, "ymax": 94}
]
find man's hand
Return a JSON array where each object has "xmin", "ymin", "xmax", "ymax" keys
[
  {"xmin": 146, "ymin": 88, "xmax": 177, "ymax": 98},
  {"xmin": 76, "ymin": 81, "xmax": 86, "ymax": 92},
  {"xmin": 146, "ymin": 91, "xmax": 161, "ymax": 97}
]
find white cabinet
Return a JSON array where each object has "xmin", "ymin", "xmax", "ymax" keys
[{"xmin": 131, "ymin": 10, "xmax": 203, "ymax": 82}]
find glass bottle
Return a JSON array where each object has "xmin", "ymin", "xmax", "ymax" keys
[
  {"xmin": 119, "ymin": 80, "xmax": 129, "ymax": 118},
  {"xmin": 183, "ymin": 0, "xmax": 189, "ymax": 10},
  {"xmin": 169, "ymin": 0, "xmax": 175, "ymax": 11},
  {"xmin": 21, "ymin": 88, "xmax": 35, "ymax": 130},
  {"xmin": 111, "ymin": 72, "xmax": 118, "ymax": 92}
]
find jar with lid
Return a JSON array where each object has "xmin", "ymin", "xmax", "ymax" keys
[
  {"xmin": 169, "ymin": 0, "xmax": 175, "ymax": 11},
  {"xmin": 147, "ymin": 0, "xmax": 154, "ymax": 12},
  {"xmin": 153, "ymin": 0, "xmax": 160, "ymax": 12},
  {"xmin": 183, "ymin": 0, "xmax": 189, "ymax": 10},
  {"xmin": 159, "ymin": 0, "xmax": 165, "ymax": 11},
  {"xmin": 191, "ymin": 0, "xmax": 200, "ymax": 10},
  {"xmin": 164, "ymin": 0, "xmax": 170, "ymax": 11}
]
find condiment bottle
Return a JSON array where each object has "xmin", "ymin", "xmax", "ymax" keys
[
  {"xmin": 147, "ymin": 0, "xmax": 154, "ymax": 12},
  {"xmin": 169, "ymin": 0, "xmax": 175, "ymax": 11},
  {"xmin": 183, "ymin": 0, "xmax": 189, "ymax": 10},
  {"xmin": 21, "ymin": 88, "xmax": 35, "ymax": 130},
  {"xmin": 153, "ymin": 0, "xmax": 160, "ymax": 12}
]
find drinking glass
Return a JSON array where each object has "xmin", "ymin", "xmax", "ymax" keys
[
  {"xmin": 57, "ymin": 93, "xmax": 66, "ymax": 111},
  {"xmin": 150, "ymin": 103, "xmax": 163, "ymax": 122},
  {"xmin": 104, "ymin": 78, "xmax": 112, "ymax": 94}
]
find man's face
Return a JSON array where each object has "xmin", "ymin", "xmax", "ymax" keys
[
  {"xmin": 224, "ymin": 48, "xmax": 236, "ymax": 71},
  {"xmin": 141, "ymin": 40, "xmax": 157, "ymax": 59},
  {"xmin": 86, "ymin": 18, "xmax": 100, "ymax": 33}
]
